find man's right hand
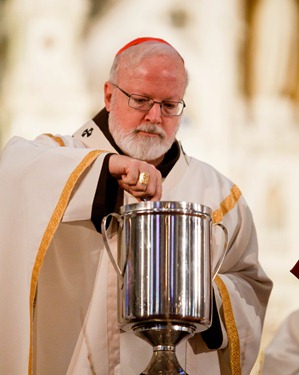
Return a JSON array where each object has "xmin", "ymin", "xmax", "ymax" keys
[{"xmin": 108, "ymin": 154, "xmax": 162, "ymax": 201}]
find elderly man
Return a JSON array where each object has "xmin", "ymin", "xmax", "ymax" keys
[{"xmin": 0, "ymin": 37, "xmax": 272, "ymax": 375}]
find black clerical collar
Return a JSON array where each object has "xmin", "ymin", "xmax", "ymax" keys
[{"xmin": 92, "ymin": 108, "xmax": 180, "ymax": 178}]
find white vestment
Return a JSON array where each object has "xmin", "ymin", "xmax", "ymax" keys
[{"xmin": 0, "ymin": 117, "xmax": 272, "ymax": 375}]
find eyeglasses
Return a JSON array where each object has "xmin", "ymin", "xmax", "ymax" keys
[{"xmin": 110, "ymin": 83, "xmax": 186, "ymax": 117}]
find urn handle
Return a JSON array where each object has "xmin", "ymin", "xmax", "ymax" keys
[
  {"xmin": 212, "ymin": 222, "xmax": 229, "ymax": 279},
  {"xmin": 101, "ymin": 213, "xmax": 124, "ymax": 284}
]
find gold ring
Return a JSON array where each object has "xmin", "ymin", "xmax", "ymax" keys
[{"xmin": 138, "ymin": 172, "xmax": 150, "ymax": 186}]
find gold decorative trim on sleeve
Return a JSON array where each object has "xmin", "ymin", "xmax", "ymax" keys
[
  {"xmin": 44, "ymin": 133, "xmax": 66, "ymax": 147},
  {"xmin": 215, "ymin": 275, "xmax": 241, "ymax": 375},
  {"xmin": 212, "ymin": 185, "xmax": 242, "ymax": 224},
  {"xmin": 28, "ymin": 150, "xmax": 103, "ymax": 375}
]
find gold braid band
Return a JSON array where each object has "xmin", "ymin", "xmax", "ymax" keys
[{"xmin": 214, "ymin": 275, "xmax": 241, "ymax": 375}]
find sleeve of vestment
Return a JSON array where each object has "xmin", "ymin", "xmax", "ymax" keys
[
  {"xmin": 4, "ymin": 133, "xmax": 114, "ymax": 225},
  {"xmin": 0, "ymin": 134, "xmax": 110, "ymax": 374},
  {"xmin": 212, "ymin": 197, "xmax": 272, "ymax": 374},
  {"xmin": 61, "ymin": 150, "xmax": 122, "ymax": 228},
  {"xmin": 45, "ymin": 140, "xmax": 116, "ymax": 224},
  {"xmin": 90, "ymin": 154, "xmax": 123, "ymax": 233}
]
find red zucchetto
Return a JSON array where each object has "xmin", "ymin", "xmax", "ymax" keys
[{"xmin": 115, "ymin": 37, "xmax": 173, "ymax": 56}]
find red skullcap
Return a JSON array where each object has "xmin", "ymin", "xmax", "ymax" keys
[{"xmin": 115, "ymin": 37, "xmax": 173, "ymax": 56}]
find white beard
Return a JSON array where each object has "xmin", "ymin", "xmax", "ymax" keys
[{"xmin": 108, "ymin": 110, "xmax": 179, "ymax": 162}]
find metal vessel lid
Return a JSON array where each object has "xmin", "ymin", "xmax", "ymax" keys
[{"xmin": 119, "ymin": 200, "xmax": 212, "ymax": 216}]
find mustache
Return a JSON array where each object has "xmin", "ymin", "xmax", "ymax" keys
[{"xmin": 133, "ymin": 124, "xmax": 166, "ymax": 139}]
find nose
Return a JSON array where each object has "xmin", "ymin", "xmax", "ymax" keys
[{"xmin": 144, "ymin": 102, "xmax": 162, "ymax": 123}]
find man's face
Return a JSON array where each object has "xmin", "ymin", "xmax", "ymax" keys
[{"xmin": 104, "ymin": 54, "xmax": 187, "ymax": 166}]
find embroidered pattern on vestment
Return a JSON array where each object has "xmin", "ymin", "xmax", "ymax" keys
[
  {"xmin": 44, "ymin": 133, "xmax": 66, "ymax": 147},
  {"xmin": 215, "ymin": 275, "xmax": 241, "ymax": 375},
  {"xmin": 212, "ymin": 185, "xmax": 241, "ymax": 224}
]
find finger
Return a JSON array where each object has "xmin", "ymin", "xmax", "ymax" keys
[
  {"xmin": 148, "ymin": 173, "xmax": 162, "ymax": 201},
  {"xmin": 117, "ymin": 161, "xmax": 162, "ymax": 199},
  {"xmin": 151, "ymin": 177, "xmax": 162, "ymax": 201},
  {"xmin": 122, "ymin": 166, "xmax": 150, "ymax": 187},
  {"xmin": 136, "ymin": 171, "xmax": 162, "ymax": 200},
  {"xmin": 121, "ymin": 171, "xmax": 139, "ymax": 186},
  {"xmin": 124, "ymin": 168, "xmax": 150, "ymax": 190},
  {"xmin": 119, "ymin": 179, "xmax": 155, "ymax": 199}
]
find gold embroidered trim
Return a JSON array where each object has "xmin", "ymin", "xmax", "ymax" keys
[
  {"xmin": 44, "ymin": 133, "xmax": 66, "ymax": 147},
  {"xmin": 212, "ymin": 185, "xmax": 242, "ymax": 224},
  {"xmin": 215, "ymin": 275, "xmax": 241, "ymax": 375},
  {"xmin": 28, "ymin": 150, "xmax": 102, "ymax": 374}
]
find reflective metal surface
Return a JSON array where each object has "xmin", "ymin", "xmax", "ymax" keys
[
  {"xmin": 102, "ymin": 201, "xmax": 228, "ymax": 374},
  {"xmin": 118, "ymin": 201, "xmax": 213, "ymax": 331}
]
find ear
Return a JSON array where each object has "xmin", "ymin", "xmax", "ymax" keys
[{"xmin": 104, "ymin": 82, "xmax": 113, "ymax": 112}]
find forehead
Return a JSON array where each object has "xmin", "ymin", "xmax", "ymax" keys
[{"xmin": 117, "ymin": 55, "xmax": 186, "ymax": 98}]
